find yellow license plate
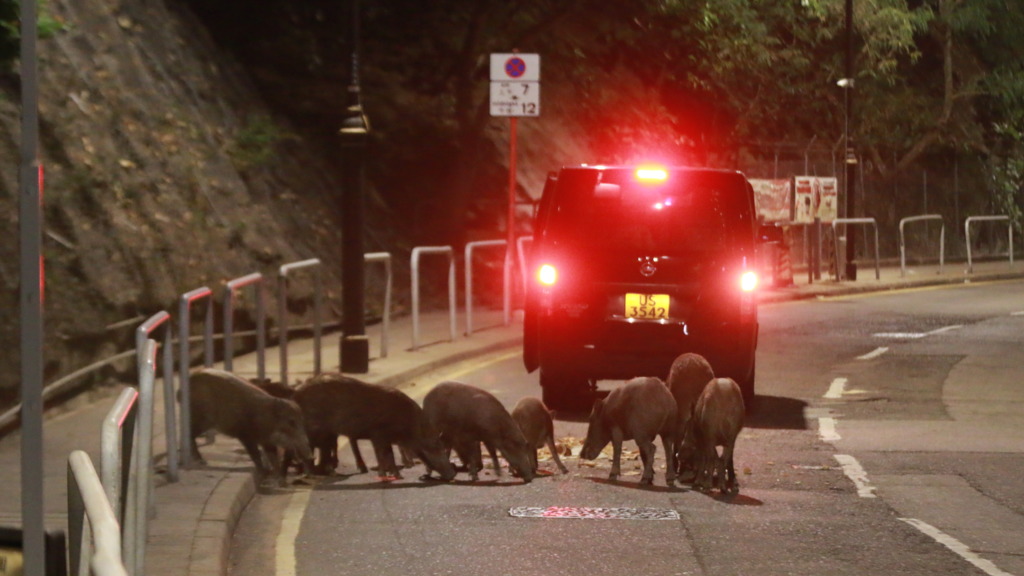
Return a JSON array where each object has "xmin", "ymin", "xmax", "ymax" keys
[{"xmin": 624, "ymin": 293, "xmax": 670, "ymax": 320}]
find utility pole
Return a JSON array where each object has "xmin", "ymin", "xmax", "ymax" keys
[
  {"xmin": 842, "ymin": 0, "xmax": 858, "ymax": 280},
  {"xmin": 339, "ymin": 0, "xmax": 370, "ymax": 373}
]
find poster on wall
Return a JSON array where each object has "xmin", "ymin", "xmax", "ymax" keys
[
  {"xmin": 749, "ymin": 179, "xmax": 792, "ymax": 223},
  {"xmin": 793, "ymin": 176, "xmax": 839, "ymax": 224}
]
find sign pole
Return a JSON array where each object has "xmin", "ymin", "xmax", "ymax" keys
[
  {"xmin": 19, "ymin": 0, "xmax": 47, "ymax": 573},
  {"xmin": 504, "ymin": 116, "xmax": 517, "ymax": 326}
]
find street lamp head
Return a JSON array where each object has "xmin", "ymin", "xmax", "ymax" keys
[
  {"xmin": 837, "ymin": 78, "xmax": 855, "ymax": 88},
  {"xmin": 340, "ymin": 104, "xmax": 370, "ymax": 136}
]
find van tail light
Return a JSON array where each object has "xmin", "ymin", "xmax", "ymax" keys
[
  {"xmin": 538, "ymin": 264, "xmax": 558, "ymax": 286},
  {"xmin": 739, "ymin": 262, "xmax": 757, "ymax": 319}
]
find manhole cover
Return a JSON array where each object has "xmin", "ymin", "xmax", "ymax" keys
[{"xmin": 509, "ymin": 506, "xmax": 680, "ymax": 520}]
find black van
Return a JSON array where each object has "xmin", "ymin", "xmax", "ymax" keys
[{"xmin": 523, "ymin": 165, "xmax": 760, "ymax": 411}]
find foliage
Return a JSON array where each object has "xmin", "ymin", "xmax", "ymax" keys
[
  {"xmin": 0, "ymin": 0, "xmax": 69, "ymax": 71},
  {"xmin": 228, "ymin": 115, "xmax": 288, "ymax": 170}
]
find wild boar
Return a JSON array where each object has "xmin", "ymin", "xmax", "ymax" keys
[
  {"xmin": 683, "ymin": 377, "xmax": 745, "ymax": 494},
  {"xmin": 665, "ymin": 353, "xmax": 715, "ymax": 477},
  {"xmin": 187, "ymin": 368, "xmax": 311, "ymax": 486},
  {"xmin": 511, "ymin": 396, "xmax": 568, "ymax": 475},
  {"xmin": 580, "ymin": 376, "xmax": 676, "ymax": 486},
  {"xmin": 250, "ymin": 377, "xmax": 412, "ymax": 475},
  {"xmin": 422, "ymin": 381, "xmax": 534, "ymax": 483},
  {"xmin": 293, "ymin": 373, "xmax": 455, "ymax": 481}
]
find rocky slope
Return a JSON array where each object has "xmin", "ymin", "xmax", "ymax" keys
[{"xmin": 0, "ymin": 0, "xmax": 367, "ymax": 407}]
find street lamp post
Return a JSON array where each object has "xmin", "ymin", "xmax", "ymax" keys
[
  {"xmin": 339, "ymin": 0, "xmax": 370, "ymax": 373},
  {"xmin": 842, "ymin": 0, "xmax": 858, "ymax": 280}
]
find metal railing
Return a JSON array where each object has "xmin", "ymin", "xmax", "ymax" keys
[
  {"xmin": 831, "ymin": 217, "xmax": 881, "ymax": 280},
  {"xmin": 411, "ymin": 246, "xmax": 457, "ymax": 350},
  {"xmin": 124, "ymin": 338, "xmax": 157, "ymax": 576},
  {"xmin": 965, "ymin": 215, "xmax": 1014, "ymax": 273},
  {"xmin": 177, "ymin": 286, "xmax": 213, "ymax": 468},
  {"xmin": 278, "ymin": 259, "xmax": 323, "ymax": 385},
  {"xmin": 67, "ymin": 450, "xmax": 129, "ymax": 576},
  {"xmin": 223, "ymin": 272, "xmax": 266, "ymax": 379},
  {"xmin": 100, "ymin": 387, "xmax": 137, "ymax": 547},
  {"xmin": 135, "ymin": 312, "xmax": 178, "ymax": 482},
  {"xmin": 364, "ymin": 253, "xmax": 392, "ymax": 359},
  {"xmin": 464, "ymin": 240, "xmax": 506, "ymax": 336},
  {"xmin": 899, "ymin": 214, "xmax": 944, "ymax": 277}
]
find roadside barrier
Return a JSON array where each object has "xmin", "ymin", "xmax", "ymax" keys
[{"xmin": 67, "ymin": 450, "xmax": 128, "ymax": 576}]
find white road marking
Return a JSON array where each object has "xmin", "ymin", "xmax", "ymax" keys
[
  {"xmin": 818, "ymin": 417, "xmax": 840, "ymax": 442},
  {"xmin": 857, "ymin": 347, "xmax": 889, "ymax": 360},
  {"xmin": 833, "ymin": 454, "xmax": 876, "ymax": 498},
  {"xmin": 873, "ymin": 325, "xmax": 962, "ymax": 339},
  {"xmin": 899, "ymin": 518, "xmax": 1016, "ymax": 576},
  {"xmin": 1011, "ymin": 311, "xmax": 1024, "ymax": 316},
  {"xmin": 926, "ymin": 324, "xmax": 962, "ymax": 336},
  {"xmin": 824, "ymin": 378, "xmax": 848, "ymax": 399}
]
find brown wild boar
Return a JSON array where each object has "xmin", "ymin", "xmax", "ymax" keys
[
  {"xmin": 187, "ymin": 368, "xmax": 312, "ymax": 486},
  {"xmin": 665, "ymin": 353, "xmax": 715, "ymax": 476},
  {"xmin": 293, "ymin": 373, "xmax": 455, "ymax": 481},
  {"xmin": 422, "ymin": 381, "xmax": 534, "ymax": 483},
  {"xmin": 580, "ymin": 376, "xmax": 676, "ymax": 486},
  {"xmin": 683, "ymin": 377, "xmax": 745, "ymax": 494},
  {"xmin": 511, "ymin": 396, "xmax": 569, "ymax": 475}
]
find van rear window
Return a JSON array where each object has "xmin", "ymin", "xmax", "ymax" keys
[{"xmin": 546, "ymin": 168, "xmax": 754, "ymax": 252}]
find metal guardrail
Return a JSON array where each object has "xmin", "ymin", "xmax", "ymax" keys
[
  {"xmin": 899, "ymin": 214, "xmax": 945, "ymax": 277},
  {"xmin": 411, "ymin": 246, "xmax": 457, "ymax": 350},
  {"xmin": 965, "ymin": 215, "xmax": 1014, "ymax": 273},
  {"xmin": 223, "ymin": 272, "xmax": 267, "ymax": 380},
  {"xmin": 124, "ymin": 338, "xmax": 156, "ymax": 576},
  {"xmin": 831, "ymin": 217, "xmax": 881, "ymax": 280},
  {"xmin": 135, "ymin": 312, "xmax": 178, "ymax": 482},
  {"xmin": 464, "ymin": 240, "xmax": 506, "ymax": 336},
  {"xmin": 177, "ymin": 286, "xmax": 213, "ymax": 468},
  {"xmin": 67, "ymin": 450, "xmax": 129, "ymax": 576},
  {"xmin": 364, "ymin": 253, "xmax": 392, "ymax": 359},
  {"xmin": 100, "ymin": 387, "xmax": 137, "ymax": 546},
  {"xmin": 278, "ymin": 259, "xmax": 323, "ymax": 385}
]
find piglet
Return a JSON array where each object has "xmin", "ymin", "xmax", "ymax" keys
[
  {"xmin": 511, "ymin": 396, "xmax": 569, "ymax": 475},
  {"xmin": 187, "ymin": 368, "xmax": 312, "ymax": 486},
  {"xmin": 683, "ymin": 377, "xmax": 745, "ymax": 494},
  {"xmin": 665, "ymin": 353, "xmax": 715, "ymax": 477},
  {"xmin": 422, "ymin": 381, "xmax": 534, "ymax": 483},
  {"xmin": 580, "ymin": 376, "xmax": 676, "ymax": 486}
]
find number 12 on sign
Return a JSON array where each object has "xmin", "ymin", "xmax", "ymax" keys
[{"xmin": 490, "ymin": 81, "xmax": 540, "ymax": 117}]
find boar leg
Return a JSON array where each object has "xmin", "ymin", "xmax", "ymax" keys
[
  {"xmin": 452, "ymin": 440, "xmax": 483, "ymax": 481},
  {"xmin": 371, "ymin": 439, "xmax": 401, "ymax": 480},
  {"xmin": 609, "ymin": 427, "xmax": 625, "ymax": 481},
  {"xmin": 261, "ymin": 443, "xmax": 288, "ymax": 487},
  {"xmin": 637, "ymin": 437, "xmax": 656, "ymax": 486},
  {"xmin": 661, "ymin": 434, "xmax": 676, "ymax": 486},
  {"xmin": 723, "ymin": 442, "xmax": 739, "ymax": 494},
  {"xmin": 483, "ymin": 441, "xmax": 502, "ymax": 476},
  {"xmin": 350, "ymin": 441, "xmax": 369, "ymax": 474}
]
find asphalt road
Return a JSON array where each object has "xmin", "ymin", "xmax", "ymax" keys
[{"xmin": 230, "ymin": 279, "xmax": 1024, "ymax": 576}]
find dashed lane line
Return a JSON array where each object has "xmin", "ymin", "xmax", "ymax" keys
[
  {"xmin": 833, "ymin": 454, "xmax": 876, "ymax": 498},
  {"xmin": 899, "ymin": 518, "xmax": 1016, "ymax": 576},
  {"xmin": 824, "ymin": 377, "xmax": 848, "ymax": 399},
  {"xmin": 857, "ymin": 347, "xmax": 889, "ymax": 360},
  {"xmin": 818, "ymin": 417, "xmax": 840, "ymax": 442}
]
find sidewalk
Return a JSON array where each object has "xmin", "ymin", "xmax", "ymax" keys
[{"xmin": 0, "ymin": 258, "xmax": 1019, "ymax": 575}]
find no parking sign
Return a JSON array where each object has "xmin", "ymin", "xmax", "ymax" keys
[{"xmin": 489, "ymin": 53, "xmax": 540, "ymax": 117}]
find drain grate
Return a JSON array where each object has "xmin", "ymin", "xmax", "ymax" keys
[{"xmin": 509, "ymin": 506, "xmax": 680, "ymax": 520}]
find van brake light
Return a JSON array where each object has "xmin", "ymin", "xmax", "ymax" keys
[{"xmin": 538, "ymin": 264, "xmax": 558, "ymax": 286}]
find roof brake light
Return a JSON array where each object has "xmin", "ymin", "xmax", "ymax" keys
[{"xmin": 635, "ymin": 167, "xmax": 668, "ymax": 182}]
